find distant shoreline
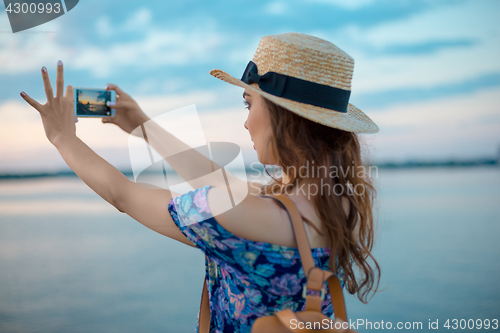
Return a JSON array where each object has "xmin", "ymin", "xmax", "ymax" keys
[
  {"xmin": 374, "ymin": 158, "xmax": 498, "ymax": 169},
  {"xmin": 0, "ymin": 158, "xmax": 497, "ymax": 180}
]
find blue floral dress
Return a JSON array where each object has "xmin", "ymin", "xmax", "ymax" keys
[{"xmin": 167, "ymin": 185, "xmax": 345, "ymax": 333}]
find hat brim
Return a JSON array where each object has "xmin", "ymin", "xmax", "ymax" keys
[{"xmin": 210, "ymin": 69, "xmax": 379, "ymax": 134}]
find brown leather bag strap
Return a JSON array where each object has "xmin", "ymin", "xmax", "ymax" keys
[
  {"xmin": 327, "ymin": 274, "xmax": 347, "ymax": 322},
  {"xmin": 263, "ymin": 193, "xmax": 348, "ymax": 322},
  {"xmin": 261, "ymin": 193, "xmax": 316, "ymax": 275},
  {"xmin": 199, "ymin": 277, "xmax": 210, "ymax": 333}
]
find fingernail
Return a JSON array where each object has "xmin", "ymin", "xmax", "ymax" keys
[
  {"xmin": 57, "ymin": 60, "xmax": 62, "ymax": 67},
  {"xmin": 20, "ymin": 91, "xmax": 26, "ymax": 97},
  {"xmin": 105, "ymin": 84, "xmax": 110, "ymax": 90},
  {"xmin": 42, "ymin": 66, "xmax": 47, "ymax": 73}
]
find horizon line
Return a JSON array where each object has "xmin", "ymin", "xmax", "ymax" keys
[{"xmin": 0, "ymin": 157, "xmax": 498, "ymax": 180}]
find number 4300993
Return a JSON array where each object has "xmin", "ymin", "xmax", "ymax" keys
[
  {"xmin": 444, "ymin": 319, "xmax": 498, "ymax": 330},
  {"xmin": 5, "ymin": 2, "xmax": 61, "ymax": 14}
]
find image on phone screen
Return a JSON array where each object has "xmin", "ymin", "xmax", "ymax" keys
[{"xmin": 75, "ymin": 88, "xmax": 115, "ymax": 117}]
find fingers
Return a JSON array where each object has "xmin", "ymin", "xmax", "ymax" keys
[
  {"xmin": 106, "ymin": 99, "xmax": 127, "ymax": 111},
  {"xmin": 41, "ymin": 66, "xmax": 54, "ymax": 103},
  {"xmin": 56, "ymin": 60, "xmax": 64, "ymax": 98},
  {"xmin": 105, "ymin": 83, "xmax": 125, "ymax": 96},
  {"xmin": 102, "ymin": 117, "xmax": 115, "ymax": 124},
  {"xmin": 65, "ymin": 84, "xmax": 73, "ymax": 98},
  {"xmin": 20, "ymin": 91, "xmax": 43, "ymax": 113},
  {"xmin": 102, "ymin": 115, "xmax": 119, "ymax": 126}
]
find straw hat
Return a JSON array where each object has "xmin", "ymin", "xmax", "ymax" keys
[{"xmin": 210, "ymin": 32, "xmax": 379, "ymax": 134}]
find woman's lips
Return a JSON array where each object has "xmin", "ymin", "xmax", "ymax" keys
[{"xmin": 253, "ymin": 144, "xmax": 255, "ymax": 150}]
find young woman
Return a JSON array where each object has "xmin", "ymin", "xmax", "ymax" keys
[{"xmin": 21, "ymin": 33, "xmax": 380, "ymax": 332}]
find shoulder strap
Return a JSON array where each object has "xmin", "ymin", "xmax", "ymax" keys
[
  {"xmin": 261, "ymin": 193, "xmax": 316, "ymax": 275},
  {"xmin": 263, "ymin": 194, "xmax": 348, "ymax": 321},
  {"xmin": 199, "ymin": 277, "xmax": 210, "ymax": 333}
]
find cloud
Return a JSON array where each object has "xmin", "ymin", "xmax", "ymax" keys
[
  {"xmin": 1, "ymin": 9, "xmax": 227, "ymax": 78},
  {"xmin": 264, "ymin": 2, "xmax": 288, "ymax": 15},
  {"xmin": 347, "ymin": 1, "xmax": 498, "ymax": 47},
  {"xmin": 71, "ymin": 27, "xmax": 225, "ymax": 78},
  {"xmin": 94, "ymin": 8, "xmax": 152, "ymax": 37},
  {"xmin": 307, "ymin": 0, "xmax": 376, "ymax": 10},
  {"xmin": 134, "ymin": 90, "xmax": 219, "ymax": 118},
  {"xmin": 0, "ymin": 28, "xmax": 73, "ymax": 75},
  {"xmin": 367, "ymin": 86, "xmax": 500, "ymax": 160},
  {"xmin": 376, "ymin": 39, "xmax": 476, "ymax": 56},
  {"xmin": 94, "ymin": 16, "xmax": 114, "ymax": 37},
  {"xmin": 313, "ymin": 0, "xmax": 500, "ymax": 93},
  {"xmin": 75, "ymin": 27, "xmax": 227, "ymax": 78},
  {"xmin": 372, "ymin": 88, "xmax": 500, "ymax": 129},
  {"xmin": 0, "ymin": 100, "xmax": 52, "ymax": 154},
  {"xmin": 353, "ymin": 72, "xmax": 500, "ymax": 109},
  {"xmin": 125, "ymin": 8, "xmax": 152, "ymax": 28}
]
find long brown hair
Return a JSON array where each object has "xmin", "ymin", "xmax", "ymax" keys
[{"xmin": 260, "ymin": 97, "xmax": 380, "ymax": 303}]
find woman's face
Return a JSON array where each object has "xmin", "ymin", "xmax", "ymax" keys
[{"xmin": 243, "ymin": 88, "xmax": 275, "ymax": 164}]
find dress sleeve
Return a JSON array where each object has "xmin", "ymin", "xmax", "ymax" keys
[{"xmin": 167, "ymin": 185, "xmax": 237, "ymax": 260}]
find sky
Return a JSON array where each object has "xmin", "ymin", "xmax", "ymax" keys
[{"xmin": 0, "ymin": 0, "xmax": 499, "ymax": 174}]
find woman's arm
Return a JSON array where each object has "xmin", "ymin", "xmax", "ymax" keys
[
  {"xmin": 103, "ymin": 84, "xmax": 260, "ymax": 196},
  {"xmin": 55, "ymin": 136, "xmax": 195, "ymax": 247},
  {"xmin": 20, "ymin": 62, "xmax": 196, "ymax": 248},
  {"xmin": 54, "ymin": 135, "xmax": 129, "ymax": 210}
]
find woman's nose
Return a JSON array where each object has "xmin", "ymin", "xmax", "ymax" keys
[{"xmin": 244, "ymin": 119, "xmax": 248, "ymax": 130}]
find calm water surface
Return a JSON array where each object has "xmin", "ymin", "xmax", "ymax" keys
[{"xmin": 1, "ymin": 167, "xmax": 499, "ymax": 332}]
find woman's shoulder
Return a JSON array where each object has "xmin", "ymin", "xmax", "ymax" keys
[
  {"xmin": 206, "ymin": 184, "xmax": 337, "ymax": 249},
  {"xmin": 207, "ymin": 185, "xmax": 298, "ymax": 247}
]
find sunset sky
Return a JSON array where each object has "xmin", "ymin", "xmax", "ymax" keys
[
  {"xmin": 1, "ymin": 0, "xmax": 499, "ymax": 174},
  {"xmin": 77, "ymin": 90, "xmax": 106, "ymax": 105}
]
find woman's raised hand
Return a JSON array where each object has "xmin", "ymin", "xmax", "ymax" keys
[
  {"xmin": 102, "ymin": 84, "xmax": 149, "ymax": 135},
  {"xmin": 21, "ymin": 61, "xmax": 76, "ymax": 147}
]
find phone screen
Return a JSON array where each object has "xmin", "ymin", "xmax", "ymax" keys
[{"xmin": 75, "ymin": 88, "xmax": 114, "ymax": 117}]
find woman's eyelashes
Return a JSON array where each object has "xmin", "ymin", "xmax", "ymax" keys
[{"xmin": 243, "ymin": 100, "xmax": 250, "ymax": 110}]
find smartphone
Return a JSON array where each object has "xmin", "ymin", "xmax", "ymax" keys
[{"xmin": 74, "ymin": 87, "xmax": 116, "ymax": 118}]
